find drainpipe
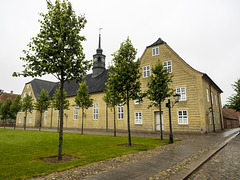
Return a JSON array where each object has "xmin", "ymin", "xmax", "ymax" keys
[
  {"xmin": 209, "ymin": 84, "xmax": 215, "ymax": 132},
  {"xmin": 217, "ymin": 92, "xmax": 223, "ymax": 131}
]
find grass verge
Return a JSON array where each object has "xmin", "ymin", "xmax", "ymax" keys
[{"xmin": 0, "ymin": 129, "xmax": 171, "ymax": 179}]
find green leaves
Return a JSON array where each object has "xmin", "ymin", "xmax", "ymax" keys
[
  {"xmin": 22, "ymin": 94, "xmax": 34, "ymax": 114},
  {"xmin": 13, "ymin": 0, "xmax": 90, "ymax": 83},
  {"xmin": 52, "ymin": 88, "xmax": 70, "ymax": 110},
  {"xmin": 34, "ymin": 89, "xmax": 51, "ymax": 114},
  {"xmin": 110, "ymin": 37, "xmax": 142, "ymax": 103},
  {"xmin": 75, "ymin": 81, "xmax": 93, "ymax": 110},
  {"xmin": 146, "ymin": 59, "xmax": 174, "ymax": 108},
  {"xmin": 226, "ymin": 78, "xmax": 240, "ymax": 112}
]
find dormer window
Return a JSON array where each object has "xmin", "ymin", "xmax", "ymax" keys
[{"xmin": 152, "ymin": 47, "xmax": 159, "ymax": 56}]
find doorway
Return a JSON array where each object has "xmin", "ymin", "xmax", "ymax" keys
[{"xmin": 155, "ymin": 111, "xmax": 164, "ymax": 131}]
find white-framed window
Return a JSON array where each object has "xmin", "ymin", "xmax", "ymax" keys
[
  {"xmin": 44, "ymin": 110, "xmax": 48, "ymax": 120},
  {"xmin": 206, "ymin": 88, "xmax": 209, "ymax": 102},
  {"xmin": 215, "ymin": 95, "xmax": 218, "ymax": 106},
  {"xmin": 58, "ymin": 110, "xmax": 60, "ymax": 121},
  {"xmin": 118, "ymin": 104, "xmax": 124, "ymax": 120},
  {"xmin": 152, "ymin": 47, "xmax": 159, "ymax": 56},
  {"xmin": 19, "ymin": 117, "xmax": 21, "ymax": 123},
  {"xmin": 29, "ymin": 92, "xmax": 31, "ymax": 96},
  {"xmin": 135, "ymin": 112, "xmax": 142, "ymax": 124},
  {"xmin": 93, "ymin": 103, "xmax": 98, "ymax": 120},
  {"xmin": 73, "ymin": 105, "xmax": 78, "ymax": 120},
  {"xmin": 178, "ymin": 110, "xmax": 188, "ymax": 124},
  {"xmin": 176, "ymin": 87, "xmax": 186, "ymax": 101},
  {"xmin": 27, "ymin": 84, "xmax": 29, "ymax": 89},
  {"xmin": 209, "ymin": 110, "xmax": 212, "ymax": 124},
  {"xmin": 24, "ymin": 93, "xmax": 26, "ymax": 98},
  {"xmin": 163, "ymin": 60, "xmax": 172, "ymax": 73},
  {"xmin": 134, "ymin": 92, "xmax": 142, "ymax": 104},
  {"xmin": 29, "ymin": 116, "xmax": 32, "ymax": 124},
  {"xmin": 143, "ymin": 65, "xmax": 150, "ymax": 78},
  {"xmin": 217, "ymin": 112, "xmax": 219, "ymax": 124}
]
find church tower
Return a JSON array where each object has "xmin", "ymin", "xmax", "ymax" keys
[{"xmin": 92, "ymin": 30, "xmax": 106, "ymax": 77}]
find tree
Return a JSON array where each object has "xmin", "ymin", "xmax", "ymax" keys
[
  {"xmin": 22, "ymin": 94, "xmax": 33, "ymax": 130},
  {"xmin": 52, "ymin": 88, "xmax": 70, "ymax": 131},
  {"xmin": 0, "ymin": 89, "xmax": 3, "ymax": 95},
  {"xmin": 10, "ymin": 95, "xmax": 22, "ymax": 129},
  {"xmin": 226, "ymin": 78, "xmax": 240, "ymax": 112},
  {"xmin": 34, "ymin": 89, "xmax": 51, "ymax": 131},
  {"xmin": 13, "ymin": 0, "xmax": 90, "ymax": 160},
  {"xmin": 110, "ymin": 37, "xmax": 141, "ymax": 146},
  {"xmin": 103, "ymin": 72, "xmax": 121, "ymax": 137},
  {"xmin": 75, "ymin": 81, "xmax": 93, "ymax": 134},
  {"xmin": 146, "ymin": 60, "xmax": 174, "ymax": 140},
  {"xmin": 1, "ymin": 98, "xmax": 13, "ymax": 129}
]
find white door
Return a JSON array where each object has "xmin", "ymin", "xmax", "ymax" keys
[{"xmin": 155, "ymin": 111, "xmax": 164, "ymax": 131}]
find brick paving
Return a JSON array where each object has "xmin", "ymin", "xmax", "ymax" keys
[{"xmin": 188, "ymin": 134, "xmax": 240, "ymax": 180}]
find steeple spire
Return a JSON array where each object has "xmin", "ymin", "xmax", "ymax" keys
[
  {"xmin": 97, "ymin": 28, "xmax": 103, "ymax": 54},
  {"xmin": 92, "ymin": 28, "xmax": 106, "ymax": 77}
]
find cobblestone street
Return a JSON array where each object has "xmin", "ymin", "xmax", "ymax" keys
[{"xmin": 188, "ymin": 134, "xmax": 240, "ymax": 180}]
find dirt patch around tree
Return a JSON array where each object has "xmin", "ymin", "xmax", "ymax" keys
[{"xmin": 40, "ymin": 155, "xmax": 79, "ymax": 164}]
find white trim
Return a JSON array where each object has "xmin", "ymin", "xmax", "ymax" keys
[
  {"xmin": 135, "ymin": 112, "xmax": 142, "ymax": 124},
  {"xmin": 143, "ymin": 65, "xmax": 150, "ymax": 78},
  {"xmin": 178, "ymin": 110, "xmax": 188, "ymax": 125},
  {"xmin": 206, "ymin": 88, "xmax": 209, "ymax": 102},
  {"xmin": 176, "ymin": 87, "xmax": 187, "ymax": 101},
  {"xmin": 44, "ymin": 110, "xmax": 48, "ymax": 120},
  {"xmin": 19, "ymin": 117, "xmax": 21, "ymax": 123},
  {"xmin": 117, "ymin": 105, "xmax": 124, "ymax": 120},
  {"xmin": 29, "ymin": 116, "xmax": 32, "ymax": 124},
  {"xmin": 73, "ymin": 105, "xmax": 78, "ymax": 120},
  {"xmin": 152, "ymin": 47, "xmax": 159, "ymax": 56},
  {"xmin": 93, "ymin": 103, "xmax": 98, "ymax": 120},
  {"xmin": 163, "ymin": 60, "xmax": 172, "ymax": 73}
]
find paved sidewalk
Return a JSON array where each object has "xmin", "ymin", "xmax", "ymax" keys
[{"xmin": 84, "ymin": 128, "xmax": 240, "ymax": 180}]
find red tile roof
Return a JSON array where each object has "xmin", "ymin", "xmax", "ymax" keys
[
  {"xmin": 223, "ymin": 108, "xmax": 240, "ymax": 120},
  {"xmin": 0, "ymin": 92, "xmax": 19, "ymax": 103}
]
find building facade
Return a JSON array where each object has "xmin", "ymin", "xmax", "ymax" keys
[{"xmin": 16, "ymin": 37, "xmax": 224, "ymax": 133}]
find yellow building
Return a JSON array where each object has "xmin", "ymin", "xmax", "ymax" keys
[{"xmin": 16, "ymin": 37, "xmax": 223, "ymax": 133}]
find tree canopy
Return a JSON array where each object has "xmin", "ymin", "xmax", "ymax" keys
[
  {"xmin": 21, "ymin": 94, "xmax": 33, "ymax": 130},
  {"xmin": 226, "ymin": 78, "xmax": 240, "ymax": 112},
  {"xmin": 13, "ymin": 0, "xmax": 90, "ymax": 160},
  {"xmin": 146, "ymin": 60, "xmax": 174, "ymax": 140},
  {"xmin": 34, "ymin": 89, "xmax": 51, "ymax": 131},
  {"xmin": 110, "ymin": 37, "xmax": 141, "ymax": 146},
  {"xmin": 75, "ymin": 81, "xmax": 93, "ymax": 134}
]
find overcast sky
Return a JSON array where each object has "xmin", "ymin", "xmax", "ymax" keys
[{"xmin": 1, "ymin": 0, "xmax": 239, "ymax": 105}]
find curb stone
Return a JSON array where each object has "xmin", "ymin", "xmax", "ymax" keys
[{"xmin": 169, "ymin": 131, "xmax": 240, "ymax": 180}]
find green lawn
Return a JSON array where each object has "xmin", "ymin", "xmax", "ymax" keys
[{"xmin": 0, "ymin": 129, "xmax": 170, "ymax": 179}]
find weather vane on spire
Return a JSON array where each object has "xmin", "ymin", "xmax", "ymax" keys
[{"xmin": 99, "ymin": 27, "xmax": 103, "ymax": 35}]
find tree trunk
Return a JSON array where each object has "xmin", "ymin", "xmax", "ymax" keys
[
  {"xmin": 113, "ymin": 105, "xmax": 116, "ymax": 137},
  {"xmin": 39, "ymin": 112, "xmax": 42, "ymax": 131},
  {"xmin": 58, "ymin": 80, "xmax": 64, "ymax": 161},
  {"xmin": 4, "ymin": 119, "xmax": 6, "ymax": 129},
  {"xmin": 159, "ymin": 104, "xmax": 163, "ymax": 140},
  {"xmin": 127, "ymin": 91, "xmax": 131, "ymax": 146},
  {"xmin": 24, "ymin": 110, "xmax": 27, "ymax": 130},
  {"xmin": 81, "ymin": 108, "xmax": 84, "ymax": 135},
  {"xmin": 14, "ymin": 118, "xmax": 16, "ymax": 129}
]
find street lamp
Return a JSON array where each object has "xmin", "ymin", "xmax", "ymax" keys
[{"xmin": 166, "ymin": 94, "xmax": 181, "ymax": 143}]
